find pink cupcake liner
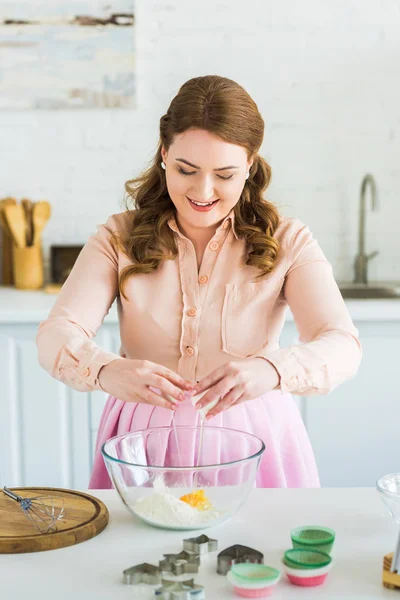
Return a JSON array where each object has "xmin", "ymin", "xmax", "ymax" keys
[
  {"xmin": 283, "ymin": 562, "xmax": 332, "ymax": 578},
  {"xmin": 232, "ymin": 586, "xmax": 275, "ymax": 597},
  {"xmin": 226, "ymin": 570, "xmax": 279, "ymax": 597},
  {"xmin": 286, "ymin": 572, "xmax": 328, "ymax": 587}
]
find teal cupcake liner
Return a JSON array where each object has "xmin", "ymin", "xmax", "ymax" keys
[
  {"xmin": 283, "ymin": 549, "xmax": 332, "ymax": 570},
  {"xmin": 230, "ymin": 563, "xmax": 281, "ymax": 584},
  {"xmin": 290, "ymin": 526, "xmax": 335, "ymax": 555}
]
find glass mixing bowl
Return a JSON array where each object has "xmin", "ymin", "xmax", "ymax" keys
[
  {"xmin": 102, "ymin": 425, "xmax": 265, "ymax": 530},
  {"xmin": 376, "ymin": 473, "xmax": 400, "ymax": 524}
]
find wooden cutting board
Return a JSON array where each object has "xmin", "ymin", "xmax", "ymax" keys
[{"xmin": 0, "ymin": 487, "xmax": 109, "ymax": 554}]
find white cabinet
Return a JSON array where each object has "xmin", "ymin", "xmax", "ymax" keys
[
  {"xmin": 1, "ymin": 290, "xmax": 400, "ymax": 489},
  {"xmin": 305, "ymin": 320, "xmax": 400, "ymax": 487},
  {"xmin": 0, "ymin": 321, "xmax": 120, "ymax": 490}
]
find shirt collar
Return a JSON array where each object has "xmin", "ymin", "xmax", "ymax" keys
[{"xmin": 167, "ymin": 209, "xmax": 239, "ymax": 240}]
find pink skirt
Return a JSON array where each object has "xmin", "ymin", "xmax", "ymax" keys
[{"xmin": 89, "ymin": 390, "xmax": 320, "ymax": 489}]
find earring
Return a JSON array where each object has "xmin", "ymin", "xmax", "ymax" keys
[
  {"xmin": 245, "ymin": 172, "xmax": 249, "ymax": 180},
  {"xmin": 161, "ymin": 161, "xmax": 166, "ymax": 170}
]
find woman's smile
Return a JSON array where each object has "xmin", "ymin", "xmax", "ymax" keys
[{"xmin": 186, "ymin": 196, "xmax": 220, "ymax": 212}]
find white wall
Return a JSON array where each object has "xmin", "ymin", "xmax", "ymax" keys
[{"xmin": 1, "ymin": 0, "xmax": 399, "ymax": 282}]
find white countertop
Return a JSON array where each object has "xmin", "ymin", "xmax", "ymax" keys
[
  {"xmin": 1, "ymin": 286, "xmax": 400, "ymax": 323},
  {"xmin": 0, "ymin": 488, "xmax": 396, "ymax": 599}
]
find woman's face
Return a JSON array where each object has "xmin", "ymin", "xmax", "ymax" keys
[{"xmin": 161, "ymin": 128, "xmax": 253, "ymax": 232}]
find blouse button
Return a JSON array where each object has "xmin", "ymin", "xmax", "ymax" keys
[
  {"xmin": 187, "ymin": 308, "xmax": 197, "ymax": 317},
  {"xmin": 209, "ymin": 241, "xmax": 219, "ymax": 251},
  {"xmin": 198, "ymin": 275, "xmax": 208, "ymax": 284},
  {"xmin": 185, "ymin": 346, "xmax": 195, "ymax": 357},
  {"xmin": 83, "ymin": 367, "xmax": 91, "ymax": 377}
]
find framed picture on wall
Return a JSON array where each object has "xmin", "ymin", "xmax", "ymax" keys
[{"xmin": 0, "ymin": 1, "xmax": 135, "ymax": 109}]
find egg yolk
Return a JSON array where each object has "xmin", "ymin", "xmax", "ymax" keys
[{"xmin": 180, "ymin": 489, "xmax": 212, "ymax": 511}]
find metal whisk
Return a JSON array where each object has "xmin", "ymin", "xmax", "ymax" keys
[{"xmin": 3, "ymin": 487, "xmax": 65, "ymax": 533}]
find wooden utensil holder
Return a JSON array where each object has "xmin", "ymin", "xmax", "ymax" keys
[{"xmin": 13, "ymin": 245, "xmax": 43, "ymax": 290}]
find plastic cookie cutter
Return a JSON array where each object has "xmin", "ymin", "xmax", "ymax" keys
[
  {"xmin": 123, "ymin": 562, "xmax": 162, "ymax": 585},
  {"xmin": 183, "ymin": 534, "xmax": 218, "ymax": 555},
  {"xmin": 159, "ymin": 551, "xmax": 200, "ymax": 575},
  {"xmin": 217, "ymin": 544, "xmax": 264, "ymax": 575},
  {"xmin": 154, "ymin": 578, "xmax": 205, "ymax": 599}
]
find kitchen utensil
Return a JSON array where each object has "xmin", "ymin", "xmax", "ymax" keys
[
  {"xmin": 13, "ymin": 244, "xmax": 43, "ymax": 289},
  {"xmin": 123, "ymin": 562, "xmax": 162, "ymax": 585},
  {"xmin": 101, "ymin": 426, "xmax": 265, "ymax": 531},
  {"xmin": 154, "ymin": 578, "xmax": 205, "ymax": 599},
  {"xmin": 217, "ymin": 545, "xmax": 264, "ymax": 576},
  {"xmin": 0, "ymin": 197, "xmax": 17, "ymax": 284},
  {"xmin": 290, "ymin": 525, "xmax": 335, "ymax": 554},
  {"xmin": 2, "ymin": 203, "xmax": 26, "ymax": 248},
  {"xmin": 159, "ymin": 551, "xmax": 200, "ymax": 575},
  {"xmin": 383, "ymin": 553, "xmax": 400, "ymax": 590},
  {"xmin": 0, "ymin": 487, "xmax": 108, "ymax": 553},
  {"xmin": 3, "ymin": 486, "xmax": 64, "ymax": 533},
  {"xmin": 183, "ymin": 534, "xmax": 218, "ymax": 555},
  {"xmin": 21, "ymin": 198, "xmax": 34, "ymax": 246},
  {"xmin": 282, "ymin": 561, "xmax": 332, "ymax": 587},
  {"xmin": 377, "ymin": 473, "xmax": 400, "ymax": 573},
  {"xmin": 32, "ymin": 200, "xmax": 51, "ymax": 246},
  {"xmin": 283, "ymin": 549, "xmax": 332, "ymax": 570},
  {"xmin": 227, "ymin": 564, "xmax": 281, "ymax": 597}
]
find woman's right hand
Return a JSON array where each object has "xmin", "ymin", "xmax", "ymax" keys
[{"xmin": 98, "ymin": 358, "xmax": 193, "ymax": 410}]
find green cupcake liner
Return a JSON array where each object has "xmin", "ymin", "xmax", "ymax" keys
[
  {"xmin": 291, "ymin": 526, "xmax": 335, "ymax": 546},
  {"xmin": 283, "ymin": 548, "xmax": 332, "ymax": 570},
  {"xmin": 290, "ymin": 526, "xmax": 335, "ymax": 554},
  {"xmin": 230, "ymin": 563, "xmax": 281, "ymax": 583}
]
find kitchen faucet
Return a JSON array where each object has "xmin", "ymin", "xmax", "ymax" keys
[{"xmin": 353, "ymin": 174, "xmax": 379, "ymax": 284}]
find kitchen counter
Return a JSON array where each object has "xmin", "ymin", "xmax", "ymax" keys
[
  {"xmin": 1, "ymin": 286, "xmax": 400, "ymax": 323},
  {"xmin": 0, "ymin": 487, "xmax": 396, "ymax": 599}
]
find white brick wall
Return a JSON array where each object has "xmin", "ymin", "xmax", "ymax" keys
[{"xmin": 1, "ymin": 0, "xmax": 399, "ymax": 282}]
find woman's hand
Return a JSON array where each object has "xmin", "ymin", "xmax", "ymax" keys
[
  {"xmin": 98, "ymin": 358, "xmax": 193, "ymax": 410},
  {"xmin": 191, "ymin": 358, "xmax": 281, "ymax": 419}
]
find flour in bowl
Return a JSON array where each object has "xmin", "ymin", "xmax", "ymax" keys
[{"xmin": 133, "ymin": 479, "xmax": 221, "ymax": 528}]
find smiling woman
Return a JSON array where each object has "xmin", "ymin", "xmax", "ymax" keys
[
  {"xmin": 36, "ymin": 75, "xmax": 362, "ymax": 490},
  {"xmin": 117, "ymin": 75, "xmax": 280, "ymax": 291},
  {"xmin": 162, "ymin": 129, "xmax": 253, "ymax": 238}
]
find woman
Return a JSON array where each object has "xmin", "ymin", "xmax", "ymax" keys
[{"xmin": 36, "ymin": 75, "xmax": 362, "ymax": 489}]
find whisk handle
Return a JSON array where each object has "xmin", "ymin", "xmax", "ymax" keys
[{"xmin": 3, "ymin": 487, "xmax": 23, "ymax": 502}]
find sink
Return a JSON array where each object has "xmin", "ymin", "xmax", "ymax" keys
[{"xmin": 339, "ymin": 282, "xmax": 400, "ymax": 299}]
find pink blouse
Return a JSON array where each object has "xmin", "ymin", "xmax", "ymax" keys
[{"xmin": 36, "ymin": 210, "xmax": 362, "ymax": 395}]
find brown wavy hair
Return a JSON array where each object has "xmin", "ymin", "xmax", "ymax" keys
[{"xmin": 118, "ymin": 75, "xmax": 280, "ymax": 298}]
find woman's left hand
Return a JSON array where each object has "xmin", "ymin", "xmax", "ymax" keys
[{"xmin": 191, "ymin": 358, "xmax": 281, "ymax": 419}]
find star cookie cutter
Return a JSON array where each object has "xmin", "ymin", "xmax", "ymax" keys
[
  {"xmin": 217, "ymin": 544, "xmax": 264, "ymax": 575},
  {"xmin": 183, "ymin": 534, "xmax": 218, "ymax": 555},
  {"xmin": 123, "ymin": 562, "xmax": 162, "ymax": 584},
  {"xmin": 159, "ymin": 551, "xmax": 200, "ymax": 575},
  {"xmin": 154, "ymin": 578, "xmax": 205, "ymax": 599}
]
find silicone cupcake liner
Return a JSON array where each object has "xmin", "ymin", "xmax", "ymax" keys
[
  {"xmin": 291, "ymin": 526, "xmax": 335, "ymax": 554},
  {"xmin": 283, "ymin": 555, "xmax": 329, "ymax": 570},
  {"xmin": 228, "ymin": 564, "xmax": 281, "ymax": 589},
  {"xmin": 283, "ymin": 556, "xmax": 332, "ymax": 587},
  {"xmin": 227, "ymin": 570, "xmax": 278, "ymax": 597},
  {"xmin": 283, "ymin": 562, "xmax": 332, "ymax": 579},
  {"xmin": 284, "ymin": 570, "xmax": 329, "ymax": 587},
  {"xmin": 284, "ymin": 549, "xmax": 332, "ymax": 569}
]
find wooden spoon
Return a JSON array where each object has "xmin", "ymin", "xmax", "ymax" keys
[
  {"xmin": 21, "ymin": 198, "xmax": 34, "ymax": 246},
  {"xmin": 32, "ymin": 201, "xmax": 52, "ymax": 246},
  {"xmin": 0, "ymin": 198, "xmax": 17, "ymax": 284},
  {"xmin": 3, "ymin": 203, "xmax": 26, "ymax": 248},
  {"xmin": 0, "ymin": 199, "xmax": 13, "ymax": 235}
]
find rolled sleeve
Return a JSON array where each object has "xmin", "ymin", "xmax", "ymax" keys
[
  {"xmin": 259, "ymin": 220, "xmax": 362, "ymax": 396},
  {"xmin": 266, "ymin": 346, "xmax": 331, "ymax": 395},
  {"xmin": 57, "ymin": 340, "xmax": 119, "ymax": 392},
  {"xmin": 36, "ymin": 214, "xmax": 124, "ymax": 392}
]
